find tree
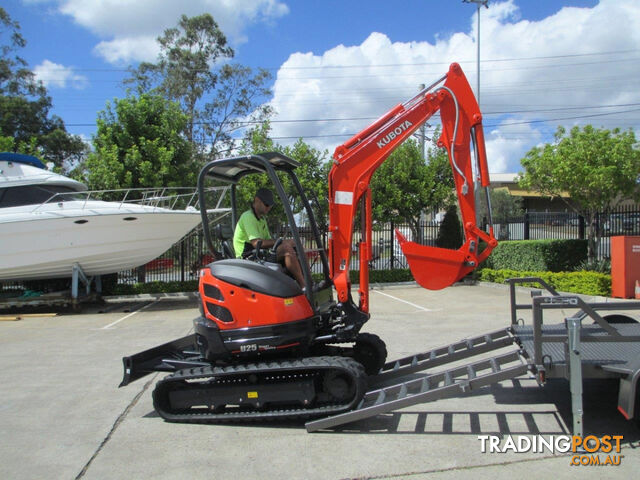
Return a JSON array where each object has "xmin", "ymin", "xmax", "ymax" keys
[
  {"xmin": 233, "ymin": 122, "xmax": 331, "ymax": 234},
  {"xmin": 202, "ymin": 64, "xmax": 273, "ymax": 158},
  {"xmin": 0, "ymin": 7, "xmax": 86, "ymax": 167},
  {"xmin": 0, "ymin": 134, "xmax": 13, "ymax": 151},
  {"xmin": 283, "ymin": 139, "xmax": 331, "ymax": 228},
  {"xmin": 489, "ymin": 189, "xmax": 523, "ymax": 223},
  {"xmin": 370, "ymin": 138, "xmax": 455, "ymax": 241},
  {"xmin": 238, "ymin": 120, "xmax": 276, "ymax": 154},
  {"xmin": 125, "ymin": 14, "xmax": 272, "ymax": 159},
  {"xmin": 76, "ymin": 94, "xmax": 194, "ymax": 191},
  {"xmin": 1, "ymin": 7, "xmax": 35, "ymax": 97},
  {"xmin": 477, "ymin": 189, "xmax": 523, "ymax": 240},
  {"xmin": 519, "ymin": 125, "xmax": 640, "ymax": 260}
]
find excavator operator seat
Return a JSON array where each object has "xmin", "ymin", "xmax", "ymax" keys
[{"xmin": 213, "ymin": 223, "xmax": 235, "ymax": 259}]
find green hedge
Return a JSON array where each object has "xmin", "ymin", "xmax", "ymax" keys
[
  {"xmin": 479, "ymin": 268, "xmax": 611, "ymax": 297},
  {"xmin": 353, "ymin": 269, "xmax": 413, "ymax": 284},
  {"xmin": 318, "ymin": 269, "xmax": 414, "ymax": 284},
  {"xmin": 107, "ymin": 280, "xmax": 198, "ymax": 296},
  {"xmin": 485, "ymin": 239, "xmax": 587, "ymax": 272}
]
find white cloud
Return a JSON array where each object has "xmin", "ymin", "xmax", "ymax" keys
[
  {"xmin": 33, "ymin": 59, "xmax": 88, "ymax": 89},
  {"xmin": 268, "ymin": 0, "xmax": 640, "ymax": 173},
  {"xmin": 93, "ymin": 36, "xmax": 159, "ymax": 66},
  {"xmin": 54, "ymin": 0, "xmax": 289, "ymax": 64},
  {"xmin": 485, "ymin": 120, "xmax": 542, "ymax": 173}
]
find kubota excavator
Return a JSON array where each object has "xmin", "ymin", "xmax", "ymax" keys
[{"xmin": 119, "ymin": 63, "xmax": 497, "ymax": 423}]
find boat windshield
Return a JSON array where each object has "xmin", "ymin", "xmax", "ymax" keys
[{"xmin": 0, "ymin": 185, "xmax": 83, "ymax": 208}]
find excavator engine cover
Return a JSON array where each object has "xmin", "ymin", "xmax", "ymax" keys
[{"xmin": 196, "ymin": 259, "xmax": 316, "ymax": 361}]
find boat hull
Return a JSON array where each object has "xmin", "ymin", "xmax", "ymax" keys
[{"xmin": 0, "ymin": 210, "xmax": 202, "ymax": 281}]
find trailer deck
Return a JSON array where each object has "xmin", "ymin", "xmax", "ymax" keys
[{"xmin": 514, "ymin": 323, "xmax": 640, "ymax": 375}]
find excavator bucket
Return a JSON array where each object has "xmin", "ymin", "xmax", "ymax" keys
[
  {"xmin": 395, "ymin": 228, "xmax": 496, "ymax": 291},
  {"xmin": 395, "ymin": 230, "xmax": 471, "ymax": 290}
]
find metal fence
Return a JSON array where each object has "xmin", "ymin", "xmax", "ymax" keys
[
  {"xmin": 118, "ymin": 204, "xmax": 639, "ymax": 284},
  {"xmin": 117, "ymin": 221, "xmax": 429, "ymax": 284},
  {"xmin": 493, "ymin": 205, "xmax": 640, "ymax": 260}
]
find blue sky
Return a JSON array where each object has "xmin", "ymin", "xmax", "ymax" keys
[{"xmin": 4, "ymin": 0, "xmax": 639, "ymax": 173}]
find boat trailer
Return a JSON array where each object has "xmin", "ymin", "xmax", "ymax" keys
[
  {"xmin": 305, "ymin": 278, "xmax": 640, "ymax": 434},
  {"xmin": 0, "ymin": 263, "xmax": 101, "ymax": 310}
]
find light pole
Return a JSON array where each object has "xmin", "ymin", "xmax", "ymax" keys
[
  {"xmin": 463, "ymin": 0, "xmax": 488, "ymax": 107},
  {"xmin": 419, "ymin": 83, "xmax": 426, "ymax": 159},
  {"xmin": 463, "ymin": 0, "xmax": 489, "ymax": 226}
]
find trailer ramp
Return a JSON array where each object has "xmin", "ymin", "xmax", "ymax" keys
[{"xmin": 306, "ymin": 328, "xmax": 532, "ymax": 432}]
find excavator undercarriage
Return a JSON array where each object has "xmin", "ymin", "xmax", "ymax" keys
[{"xmin": 151, "ymin": 356, "xmax": 367, "ymax": 423}]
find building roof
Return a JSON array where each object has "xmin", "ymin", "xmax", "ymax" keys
[
  {"xmin": 489, "ymin": 172, "xmax": 519, "ymax": 183},
  {"xmin": 490, "ymin": 173, "xmax": 570, "ymax": 199}
]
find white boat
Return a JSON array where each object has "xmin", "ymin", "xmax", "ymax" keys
[{"xmin": 0, "ymin": 153, "xmax": 229, "ymax": 281}]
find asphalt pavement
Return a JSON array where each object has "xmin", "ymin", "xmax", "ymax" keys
[{"xmin": 1, "ymin": 283, "xmax": 639, "ymax": 480}]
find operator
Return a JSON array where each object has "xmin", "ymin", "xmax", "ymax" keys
[{"xmin": 233, "ymin": 187, "xmax": 306, "ymax": 288}]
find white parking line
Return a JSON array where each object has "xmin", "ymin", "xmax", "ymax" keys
[
  {"xmin": 101, "ymin": 300, "xmax": 161, "ymax": 330},
  {"xmin": 373, "ymin": 290, "xmax": 434, "ymax": 312}
]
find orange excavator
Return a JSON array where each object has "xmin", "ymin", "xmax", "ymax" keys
[{"xmin": 120, "ymin": 63, "xmax": 497, "ymax": 423}]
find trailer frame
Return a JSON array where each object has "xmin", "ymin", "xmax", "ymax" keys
[{"xmin": 306, "ymin": 278, "xmax": 640, "ymax": 434}]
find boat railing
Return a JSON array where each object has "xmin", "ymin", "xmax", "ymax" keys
[{"xmin": 31, "ymin": 186, "xmax": 230, "ymax": 213}]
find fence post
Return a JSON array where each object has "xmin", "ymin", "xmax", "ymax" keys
[
  {"xmin": 578, "ymin": 215, "xmax": 585, "ymax": 240},
  {"xmin": 524, "ymin": 212, "xmax": 530, "ymax": 240},
  {"xmin": 390, "ymin": 221, "xmax": 395, "ymax": 270},
  {"xmin": 180, "ymin": 241, "xmax": 186, "ymax": 282},
  {"xmin": 137, "ymin": 265, "xmax": 146, "ymax": 283}
]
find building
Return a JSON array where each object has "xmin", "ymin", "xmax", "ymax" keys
[{"xmin": 490, "ymin": 173, "xmax": 574, "ymax": 212}]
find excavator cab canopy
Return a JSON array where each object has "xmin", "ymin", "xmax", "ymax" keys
[
  {"xmin": 200, "ymin": 152, "xmax": 299, "ymax": 184},
  {"xmin": 197, "ymin": 153, "xmax": 331, "ymax": 306}
]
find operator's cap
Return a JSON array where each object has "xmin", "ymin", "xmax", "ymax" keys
[{"xmin": 256, "ymin": 187, "xmax": 275, "ymax": 207}]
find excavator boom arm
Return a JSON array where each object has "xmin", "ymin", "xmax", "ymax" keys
[{"xmin": 328, "ymin": 63, "xmax": 497, "ymax": 311}]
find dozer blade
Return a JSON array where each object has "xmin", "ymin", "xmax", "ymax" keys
[{"xmin": 120, "ymin": 334, "xmax": 206, "ymax": 387}]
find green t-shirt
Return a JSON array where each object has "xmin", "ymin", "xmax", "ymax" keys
[{"xmin": 233, "ymin": 209, "xmax": 271, "ymax": 258}]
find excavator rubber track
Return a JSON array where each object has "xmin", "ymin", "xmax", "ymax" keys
[{"xmin": 152, "ymin": 356, "xmax": 367, "ymax": 423}]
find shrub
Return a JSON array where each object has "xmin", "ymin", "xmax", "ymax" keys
[
  {"xmin": 436, "ymin": 205, "xmax": 463, "ymax": 249},
  {"xmin": 575, "ymin": 258, "xmax": 611, "ymax": 274},
  {"xmin": 486, "ymin": 239, "xmax": 587, "ymax": 272},
  {"xmin": 479, "ymin": 268, "xmax": 611, "ymax": 297},
  {"xmin": 349, "ymin": 269, "xmax": 413, "ymax": 284},
  {"xmin": 108, "ymin": 280, "xmax": 198, "ymax": 296}
]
